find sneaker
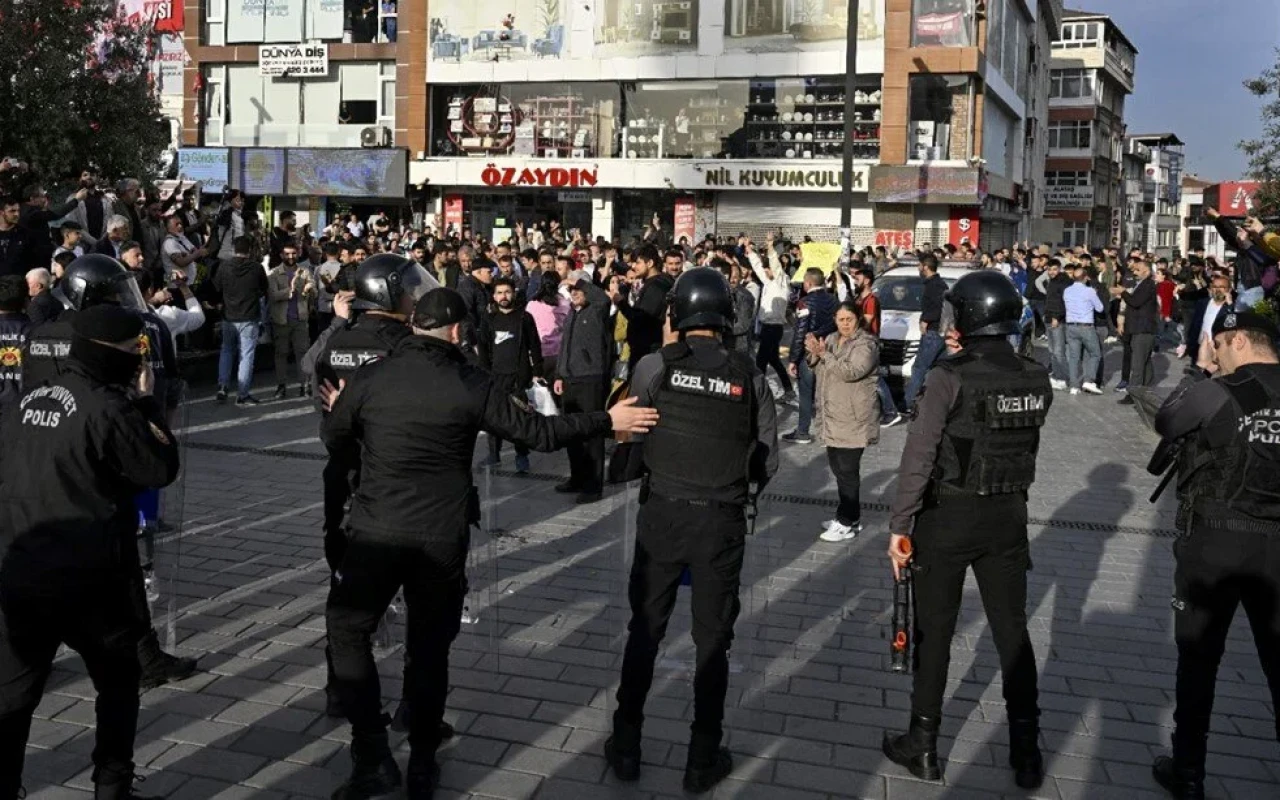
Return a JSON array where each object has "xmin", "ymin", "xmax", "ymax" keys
[
  {"xmin": 880, "ymin": 413, "xmax": 904, "ymax": 428},
  {"xmin": 215, "ymin": 386, "xmax": 228, "ymax": 404},
  {"xmin": 1114, "ymin": 381, "xmax": 1129, "ymax": 393},
  {"xmin": 819, "ymin": 521, "xmax": 862, "ymax": 542},
  {"xmin": 1175, "ymin": 344, "xmax": 1187, "ymax": 358},
  {"xmin": 1104, "ymin": 335, "xmax": 1118, "ymax": 345},
  {"xmin": 1049, "ymin": 378, "xmax": 1067, "ymax": 391},
  {"xmin": 514, "ymin": 454, "xmax": 530, "ymax": 474},
  {"xmin": 821, "ymin": 519, "xmax": 839, "ymax": 530},
  {"xmin": 782, "ymin": 431, "xmax": 813, "ymax": 444},
  {"xmin": 1070, "ymin": 388, "xmax": 1080, "ymax": 396},
  {"xmin": 272, "ymin": 384, "xmax": 287, "ymax": 400},
  {"xmin": 1118, "ymin": 395, "xmax": 1135, "ymax": 406},
  {"xmin": 236, "ymin": 395, "xmax": 260, "ymax": 406},
  {"xmin": 1081, "ymin": 382, "xmax": 1103, "ymax": 395}
]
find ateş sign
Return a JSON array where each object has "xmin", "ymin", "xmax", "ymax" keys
[
  {"xmin": 874, "ymin": 230, "xmax": 914, "ymax": 250},
  {"xmin": 259, "ymin": 43, "xmax": 328, "ymax": 77}
]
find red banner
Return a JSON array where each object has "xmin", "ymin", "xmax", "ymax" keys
[
  {"xmin": 874, "ymin": 230, "xmax": 914, "ymax": 251},
  {"xmin": 673, "ymin": 197, "xmax": 696, "ymax": 244},
  {"xmin": 948, "ymin": 207, "xmax": 981, "ymax": 248},
  {"xmin": 119, "ymin": 1, "xmax": 184, "ymax": 34},
  {"xmin": 1204, "ymin": 181, "xmax": 1260, "ymax": 217},
  {"xmin": 443, "ymin": 194, "xmax": 464, "ymax": 233}
]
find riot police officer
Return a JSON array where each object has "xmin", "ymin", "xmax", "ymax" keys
[
  {"xmin": 606, "ymin": 269, "xmax": 779, "ymax": 794},
  {"xmin": 1147, "ymin": 310, "xmax": 1280, "ymax": 799},
  {"xmin": 299, "ymin": 253, "xmax": 438, "ymax": 720},
  {"xmin": 882, "ymin": 270, "xmax": 1052, "ymax": 789},
  {"xmin": 20, "ymin": 253, "xmax": 196, "ymax": 691},
  {"xmin": 320, "ymin": 288, "xmax": 657, "ymax": 800}
]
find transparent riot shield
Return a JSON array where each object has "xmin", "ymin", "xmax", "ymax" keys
[
  {"xmin": 731, "ymin": 495, "xmax": 768, "ymax": 719},
  {"xmin": 605, "ymin": 479, "xmax": 639, "ymax": 732},
  {"xmin": 146, "ymin": 378, "xmax": 190, "ymax": 652},
  {"xmin": 452, "ymin": 464, "xmax": 499, "ymax": 682}
]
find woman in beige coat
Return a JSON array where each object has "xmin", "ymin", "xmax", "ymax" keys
[{"xmin": 807, "ymin": 300, "xmax": 881, "ymax": 542}]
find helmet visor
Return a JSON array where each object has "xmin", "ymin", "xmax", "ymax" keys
[
  {"xmin": 400, "ymin": 263, "xmax": 441, "ymax": 303},
  {"xmin": 106, "ymin": 273, "xmax": 150, "ymax": 313}
]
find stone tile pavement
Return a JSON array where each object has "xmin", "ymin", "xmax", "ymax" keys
[{"xmin": 21, "ymin": 345, "xmax": 1279, "ymax": 799}]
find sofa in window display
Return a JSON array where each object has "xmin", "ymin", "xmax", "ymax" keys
[{"xmin": 533, "ymin": 24, "xmax": 565, "ymax": 57}]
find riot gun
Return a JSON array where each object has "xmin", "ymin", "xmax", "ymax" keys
[{"xmin": 889, "ymin": 537, "xmax": 914, "ymax": 673}]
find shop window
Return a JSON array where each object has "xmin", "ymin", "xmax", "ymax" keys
[
  {"xmin": 912, "ymin": 0, "xmax": 974, "ymax": 47},
  {"xmin": 429, "ymin": 76, "xmax": 882, "ymax": 161},
  {"xmin": 909, "ymin": 75, "xmax": 971, "ymax": 161},
  {"xmin": 1059, "ymin": 221, "xmax": 1088, "ymax": 248}
]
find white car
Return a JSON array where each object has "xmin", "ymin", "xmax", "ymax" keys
[{"xmin": 873, "ymin": 265, "xmax": 1034, "ymax": 378}]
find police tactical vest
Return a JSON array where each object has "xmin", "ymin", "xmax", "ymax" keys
[
  {"xmin": 0, "ymin": 313, "xmax": 30, "ymax": 397},
  {"xmin": 1178, "ymin": 365, "xmax": 1280, "ymax": 521},
  {"xmin": 932, "ymin": 351, "xmax": 1051, "ymax": 496},
  {"xmin": 644, "ymin": 341, "xmax": 756, "ymax": 504},
  {"xmin": 22, "ymin": 317, "xmax": 74, "ymax": 388},
  {"xmin": 319, "ymin": 315, "xmax": 411, "ymax": 389}
]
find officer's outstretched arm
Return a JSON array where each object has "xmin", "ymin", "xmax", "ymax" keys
[{"xmin": 481, "ymin": 380, "xmax": 613, "ymax": 452}]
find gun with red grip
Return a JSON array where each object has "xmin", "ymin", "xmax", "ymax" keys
[{"xmin": 889, "ymin": 538, "xmax": 913, "ymax": 673}]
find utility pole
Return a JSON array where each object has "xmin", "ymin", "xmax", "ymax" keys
[{"xmin": 839, "ymin": 0, "xmax": 861, "ymax": 265}]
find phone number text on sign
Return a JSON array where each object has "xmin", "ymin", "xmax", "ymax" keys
[{"xmin": 258, "ymin": 44, "xmax": 329, "ymax": 78}]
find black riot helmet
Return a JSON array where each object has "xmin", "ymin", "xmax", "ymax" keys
[
  {"xmin": 352, "ymin": 253, "xmax": 441, "ymax": 313},
  {"xmin": 668, "ymin": 268, "xmax": 735, "ymax": 332},
  {"xmin": 55, "ymin": 253, "xmax": 148, "ymax": 312},
  {"xmin": 944, "ymin": 270, "xmax": 1023, "ymax": 338}
]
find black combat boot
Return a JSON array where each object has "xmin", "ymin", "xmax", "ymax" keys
[
  {"xmin": 1008, "ymin": 717, "xmax": 1044, "ymax": 789},
  {"xmin": 92, "ymin": 765, "xmax": 162, "ymax": 800},
  {"xmin": 603, "ymin": 720, "xmax": 642, "ymax": 782},
  {"xmin": 683, "ymin": 731, "xmax": 733, "ymax": 794},
  {"xmin": 1152, "ymin": 731, "xmax": 1207, "ymax": 800},
  {"xmin": 331, "ymin": 733, "xmax": 401, "ymax": 800},
  {"xmin": 405, "ymin": 751, "xmax": 441, "ymax": 800},
  {"xmin": 137, "ymin": 630, "xmax": 197, "ymax": 690},
  {"xmin": 882, "ymin": 713, "xmax": 942, "ymax": 780}
]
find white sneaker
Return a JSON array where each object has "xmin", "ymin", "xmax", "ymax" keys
[
  {"xmin": 819, "ymin": 521, "xmax": 862, "ymax": 542},
  {"xmin": 1175, "ymin": 344, "xmax": 1187, "ymax": 358},
  {"xmin": 1104, "ymin": 336, "xmax": 1118, "ymax": 345},
  {"xmin": 1081, "ymin": 382, "xmax": 1103, "ymax": 395},
  {"xmin": 821, "ymin": 519, "xmax": 839, "ymax": 530},
  {"xmin": 1049, "ymin": 378, "xmax": 1067, "ymax": 391},
  {"xmin": 1070, "ymin": 388, "xmax": 1079, "ymax": 395}
]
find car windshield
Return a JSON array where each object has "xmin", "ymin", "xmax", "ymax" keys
[{"xmin": 873, "ymin": 275, "xmax": 957, "ymax": 312}]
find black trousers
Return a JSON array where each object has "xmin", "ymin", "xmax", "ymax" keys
[
  {"xmin": 1120, "ymin": 333, "xmax": 1133, "ymax": 383},
  {"xmin": 488, "ymin": 373, "xmax": 531, "ymax": 460},
  {"xmin": 826, "ymin": 447, "xmax": 864, "ymax": 526},
  {"xmin": 615, "ymin": 495, "xmax": 745, "ymax": 746},
  {"xmin": 910, "ymin": 492, "xmax": 1039, "ymax": 721},
  {"xmin": 1128, "ymin": 332, "xmax": 1155, "ymax": 388},
  {"xmin": 1172, "ymin": 524, "xmax": 1280, "ymax": 759},
  {"xmin": 561, "ymin": 378, "xmax": 607, "ymax": 493},
  {"xmin": 326, "ymin": 531, "xmax": 467, "ymax": 760},
  {"xmin": 755, "ymin": 323, "xmax": 792, "ymax": 394},
  {"xmin": 0, "ymin": 573, "xmax": 141, "ymax": 796}
]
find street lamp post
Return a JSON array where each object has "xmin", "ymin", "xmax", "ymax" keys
[{"xmin": 839, "ymin": 0, "xmax": 862, "ymax": 264}]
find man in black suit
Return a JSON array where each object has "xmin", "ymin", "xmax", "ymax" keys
[{"xmin": 1112, "ymin": 257, "xmax": 1158, "ymax": 404}]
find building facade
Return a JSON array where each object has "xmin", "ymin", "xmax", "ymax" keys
[
  {"xmin": 1127, "ymin": 132, "xmax": 1185, "ymax": 259},
  {"xmin": 175, "ymin": 0, "xmax": 1063, "ymax": 249},
  {"xmin": 1041, "ymin": 9, "xmax": 1135, "ymax": 249}
]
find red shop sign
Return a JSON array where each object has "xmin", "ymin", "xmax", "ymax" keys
[
  {"xmin": 874, "ymin": 230, "xmax": 914, "ymax": 250},
  {"xmin": 480, "ymin": 163, "xmax": 599, "ymax": 189}
]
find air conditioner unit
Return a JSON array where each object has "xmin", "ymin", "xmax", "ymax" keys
[{"xmin": 361, "ymin": 125, "xmax": 391, "ymax": 147}]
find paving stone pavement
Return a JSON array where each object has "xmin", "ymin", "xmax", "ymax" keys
[{"xmin": 21, "ymin": 344, "xmax": 1280, "ymax": 799}]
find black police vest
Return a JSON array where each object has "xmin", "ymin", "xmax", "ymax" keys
[
  {"xmin": 22, "ymin": 317, "xmax": 74, "ymax": 388},
  {"xmin": 644, "ymin": 342, "xmax": 756, "ymax": 504},
  {"xmin": 318, "ymin": 315, "xmax": 411, "ymax": 389},
  {"xmin": 0, "ymin": 313, "xmax": 30, "ymax": 399},
  {"xmin": 1178, "ymin": 366, "xmax": 1280, "ymax": 522},
  {"xmin": 932, "ymin": 351, "xmax": 1051, "ymax": 496}
]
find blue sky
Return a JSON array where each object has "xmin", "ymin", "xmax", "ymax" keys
[{"xmin": 1078, "ymin": 0, "xmax": 1279, "ymax": 181}]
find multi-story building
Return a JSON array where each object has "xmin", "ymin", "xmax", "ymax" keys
[
  {"xmin": 1127, "ymin": 132, "xmax": 1185, "ymax": 259},
  {"xmin": 178, "ymin": 0, "xmax": 413, "ymax": 226},
  {"xmin": 1041, "ymin": 8, "xmax": 1135, "ymax": 249},
  {"xmin": 174, "ymin": 0, "xmax": 1062, "ymax": 249},
  {"xmin": 1178, "ymin": 174, "xmax": 1211, "ymax": 257}
]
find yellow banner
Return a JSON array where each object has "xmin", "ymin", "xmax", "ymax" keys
[{"xmin": 799, "ymin": 242, "xmax": 842, "ymax": 276}]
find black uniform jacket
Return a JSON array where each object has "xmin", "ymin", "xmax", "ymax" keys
[
  {"xmin": 0, "ymin": 360, "xmax": 180, "ymax": 582},
  {"xmin": 322, "ymin": 334, "xmax": 612, "ymax": 544}
]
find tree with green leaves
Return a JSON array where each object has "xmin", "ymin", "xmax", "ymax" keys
[
  {"xmin": 0, "ymin": 0, "xmax": 170, "ymax": 194},
  {"xmin": 1241, "ymin": 56, "xmax": 1280, "ymax": 213}
]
